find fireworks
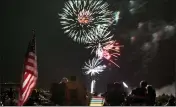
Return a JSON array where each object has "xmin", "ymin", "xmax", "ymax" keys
[
  {"xmin": 60, "ymin": 0, "xmax": 123, "ymax": 93},
  {"xmin": 101, "ymin": 40, "xmax": 122, "ymax": 67},
  {"xmin": 86, "ymin": 25, "xmax": 113, "ymax": 52},
  {"xmin": 59, "ymin": 0, "xmax": 112, "ymax": 43},
  {"xmin": 91, "ymin": 41, "xmax": 121, "ymax": 67},
  {"xmin": 82, "ymin": 58, "xmax": 106, "ymax": 76},
  {"xmin": 113, "ymin": 11, "xmax": 120, "ymax": 25},
  {"xmin": 83, "ymin": 58, "xmax": 106, "ymax": 93},
  {"xmin": 90, "ymin": 80, "xmax": 96, "ymax": 93},
  {"xmin": 123, "ymin": 82, "xmax": 129, "ymax": 88},
  {"xmin": 85, "ymin": 26, "xmax": 122, "ymax": 67}
]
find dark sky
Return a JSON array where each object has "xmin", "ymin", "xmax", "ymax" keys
[{"xmin": 1, "ymin": 0, "xmax": 176, "ymax": 92}]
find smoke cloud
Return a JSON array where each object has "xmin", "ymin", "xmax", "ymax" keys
[
  {"xmin": 138, "ymin": 21, "xmax": 175, "ymax": 73},
  {"xmin": 156, "ymin": 82, "xmax": 176, "ymax": 97}
]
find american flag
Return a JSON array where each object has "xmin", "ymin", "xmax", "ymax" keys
[{"xmin": 18, "ymin": 32, "xmax": 38, "ymax": 106}]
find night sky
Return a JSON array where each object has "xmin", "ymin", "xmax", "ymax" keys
[{"xmin": 1, "ymin": 0, "xmax": 176, "ymax": 92}]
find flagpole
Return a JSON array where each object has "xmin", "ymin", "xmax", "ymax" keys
[
  {"xmin": 32, "ymin": 30, "xmax": 36, "ymax": 54},
  {"xmin": 175, "ymin": 60, "xmax": 176, "ymax": 97},
  {"xmin": 0, "ymin": 56, "xmax": 2, "ymax": 97},
  {"xmin": 32, "ymin": 30, "xmax": 38, "ymax": 88}
]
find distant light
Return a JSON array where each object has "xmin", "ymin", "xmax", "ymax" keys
[{"xmin": 123, "ymin": 82, "xmax": 128, "ymax": 88}]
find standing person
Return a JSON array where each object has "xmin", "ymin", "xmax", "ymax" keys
[
  {"xmin": 130, "ymin": 80, "xmax": 148, "ymax": 105},
  {"xmin": 146, "ymin": 85, "xmax": 156, "ymax": 106},
  {"xmin": 65, "ymin": 76, "xmax": 86, "ymax": 106},
  {"xmin": 50, "ymin": 77, "xmax": 68, "ymax": 106},
  {"xmin": 58, "ymin": 77, "xmax": 68, "ymax": 105},
  {"xmin": 106, "ymin": 82, "xmax": 126, "ymax": 106}
]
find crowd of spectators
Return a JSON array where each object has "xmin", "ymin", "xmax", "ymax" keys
[{"xmin": 0, "ymin": 76, "xmax": 175, "ymax": 106}]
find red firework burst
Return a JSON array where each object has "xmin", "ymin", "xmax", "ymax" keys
[{"xmin": 101, "ymin": 40, "xmax": 123, "ymax": 68}]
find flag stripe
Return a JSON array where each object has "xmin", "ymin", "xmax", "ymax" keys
[
  {"xmin": 22, "ymin": 78, "xmax": 33, "ymax": 100},
  {"xmin": 22, "ymin": 75, "xmax": 33, "ymax": 93},
  {"xmin": 22, "ymin": 77, "xmax": 35, "ymax": 100},
  {"xmin": 26, "ymin": 65, "xmax": 35, "ymax": 72},
  {"xmin": 27, "ymin": 58, "xmax": 35, "ymax": 65},
  {"xmin": 22, "ymin": 74, "xmax": 31, "ymax": 89},
  {"xmin": 23, "ymin": 81, "xmax": 35, "ymax": 104}
]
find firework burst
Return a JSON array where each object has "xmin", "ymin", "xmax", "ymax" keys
[
  {"xmin": 85, "ymin": 25, "xmax": 114, "ymax": 52},
  {"xmin": 86, "ymin": 26, "xmax": 122, "ymax": 67},
  {"xmin": 59, "ymin": 0, "xmax": 112, "ymax": 43},
  {"xmin": 101, "ymin": 40, "xmax": 122, "ymax": 67},
  {"xmin": 82, "ymin": 57, "xmax": 106, "ymax": 76}
]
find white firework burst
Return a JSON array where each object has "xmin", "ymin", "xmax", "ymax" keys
[
  {"xmin": 86, "ymin": 25, "xmax": 114, "ymax": 53},
  {"xmin": 59, "ymin": 0, "xmax": 113, "ymax": 43},
  {"xmin": 83, "ymin": 58, "xmax": 106, "ymax": 76}
]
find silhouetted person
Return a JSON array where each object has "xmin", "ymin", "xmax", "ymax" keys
[
  {"xmin": 66, "ymin": 76, "xmax": 86, "ymax": 106},
  {"xmin": 139, "ymin": 80, "xmax": 148, "ymax": 96},
  {"xmin": 58, "ymin": 77, "xmax": 68, "ymax": 105},
  {"xmin": 106, "ymin": 82, "xmax": 126, "ymax": 106},
  {"xmin": 130, "ymin": 80, "xmax": 148, "ymax": 105},
  {"xmin": 50, "ymin": 77, "xmax": 68, "ymax": 105},
  {"xmin": 146, "ymin": 85, "xmax": 156, "ymax": 106},
  {"xmin": 50, "ymin": 80, "xmax": 66, "ymax": 105}
]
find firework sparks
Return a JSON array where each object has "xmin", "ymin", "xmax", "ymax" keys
[
  {"xmin": 113, "ymin": 11, "xmax": 120, "ymax": 25},
  {"xmin": 91, "ymin": 79, "xmax": 96, "ymax": 93},
  {"xmin": 96, "ymin": 42, "xmax": 121, "ymax": 68},
  {"xmin": 78, "ymin": 9, "xmax": 93, "ymax": 24},
  {"xmin": 101, "ymin": 40, "xmax": 122, "ymax": 67},
  {"xmin": 123, "ymin": 82, "xmax": 129, "ymax": 88},
  {"xmin": 86, "ymin": 25, "xmax": 114, "ymax": 53},
  {"xmin": 85, "ymin": 26, "xmax": 122, "ymax": 67},
  {"xmin": 59, "ymin": 0, "xmax": 112, "ymax": 43},
  {"xmin": 83, "ymin": 58, "xmax": 106, "ymax": 76}
]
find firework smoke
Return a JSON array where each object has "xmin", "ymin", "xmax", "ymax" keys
[
  {"xmin": 129, "ymin": 21, "xmax": 176, "ymax": 73},
  {"xmin": 156, "ymin": 82, "xmax": 176, "ymax": 97},
  {"xmin": 129, "ymin": 0, "xmax": 148, "ymax": 14}
]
